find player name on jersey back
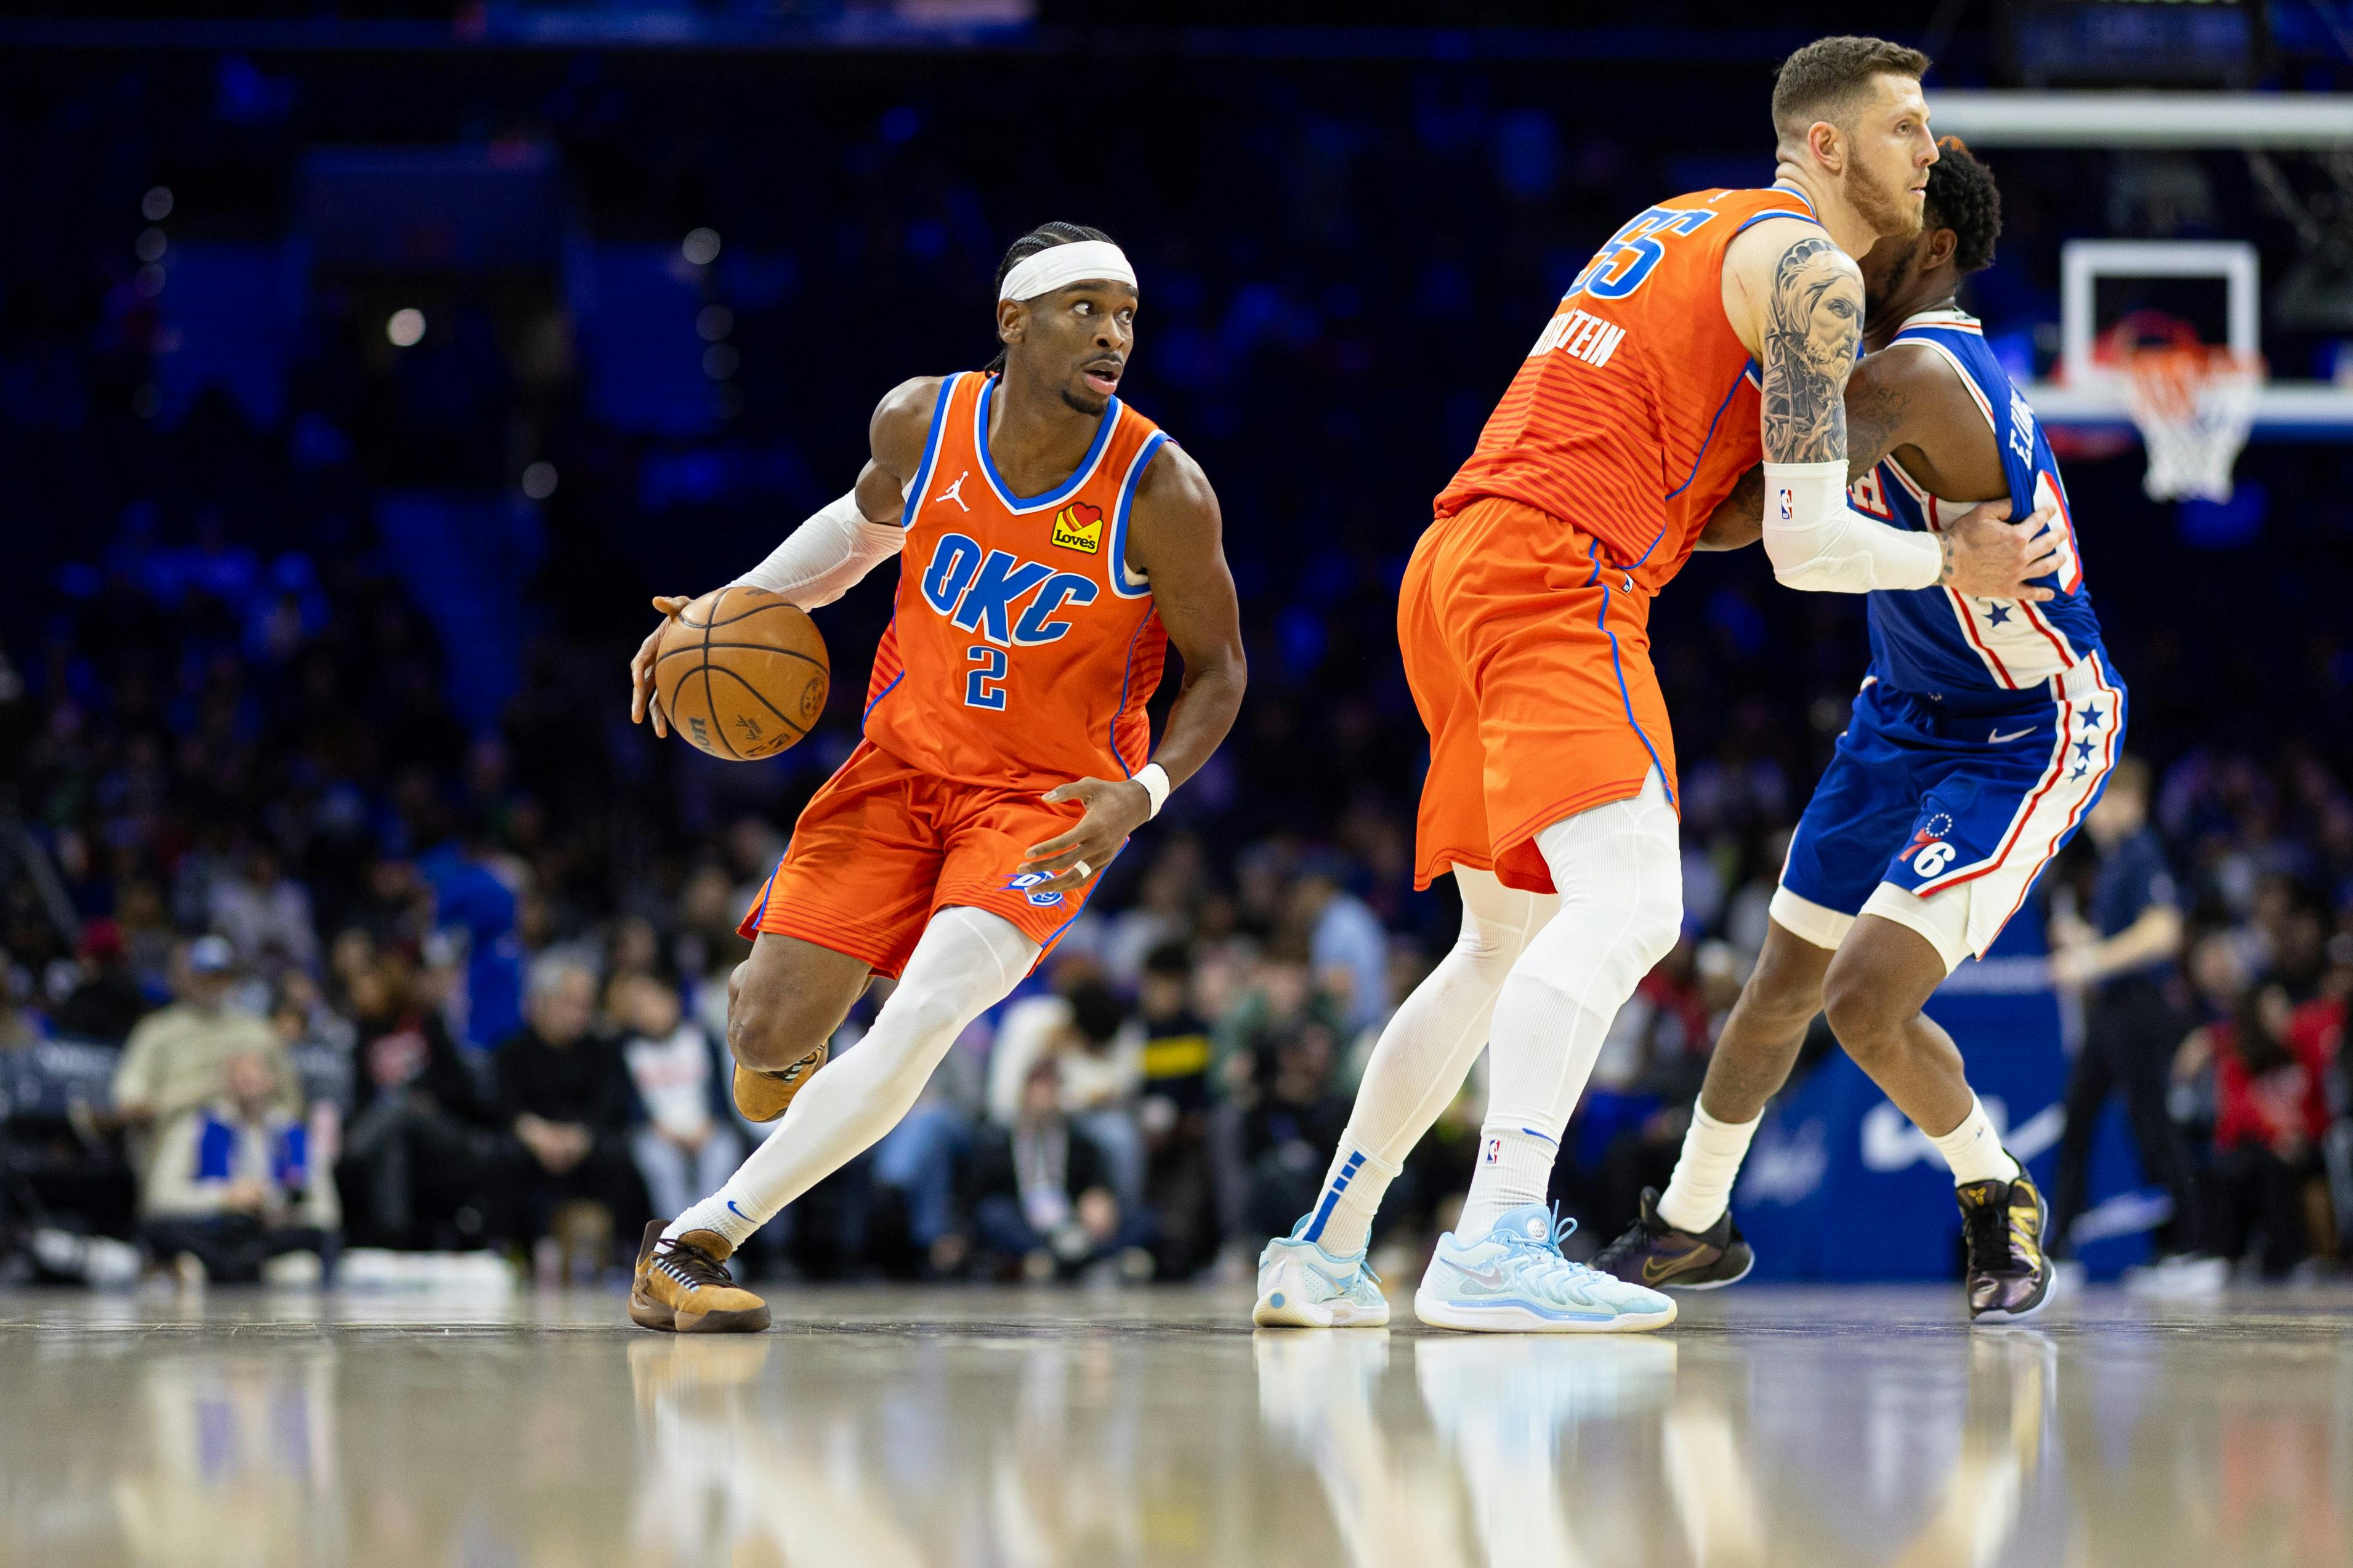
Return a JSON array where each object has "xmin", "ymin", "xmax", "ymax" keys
[{"xmin": 1527, "ymin": 307, "xmax": 1628, "ymax": 369}]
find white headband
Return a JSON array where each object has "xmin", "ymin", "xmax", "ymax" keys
[{"xmin": 998, "ymin": 239, "xmax": 1137, "ymax": 303}]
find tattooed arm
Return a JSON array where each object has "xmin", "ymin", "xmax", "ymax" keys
[
  {"xmin": 1718, "ymin": 219, "xmax": 2055, "ymax": 598},
  {"xmin": 1758, "ymin": 234, "xmax": 1864, "ymax": 462}
]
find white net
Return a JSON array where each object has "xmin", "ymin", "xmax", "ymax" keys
[{"xmin": 2121, "ymin": 347, "xmax": 2263, "ymax": 504}]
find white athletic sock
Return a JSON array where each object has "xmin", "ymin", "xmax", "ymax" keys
[
  {"xmin": 1927, "ymin": 1093, "xmax": 2020, "ymax": 1186},
  {"xmin": 666, "ymin": 906, "xmax": 1038, "ymax": 1250},
  {"xmin": 1456, "ymin": 773, "xmax": 1682, "ymax": 1240},
  {"xmin": 1459, "ymin": 1118, "xmax": 1565, "ymax": 1235},
  {"xmin": 1655, "ymin": 1103, "xmax": 1763, "ymax": 1234},
  {"xmin": 1301, "ymin": 1146, "xmax": 1400, "ymax": 1256},
  {"xmin": 1300, "ymin": 868, "xmax": 1557, "ymax": 1256}
]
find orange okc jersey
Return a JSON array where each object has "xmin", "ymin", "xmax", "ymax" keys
[
  {"xmin": 1436, "ymin": 185, "xmax": 1822, "ymax": 584},
  {"xmin": 864, "ymin": 371, "xmax": 1169, "ymax": 790}
]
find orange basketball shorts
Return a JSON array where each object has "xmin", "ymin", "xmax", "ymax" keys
[
  {"xmin": 738, "ymin": 741, "xmax": 1107, "ymax": 978},
  {"xmin": 1400, "ymin": 494, "xmax": 1680, "ymax": 896}
]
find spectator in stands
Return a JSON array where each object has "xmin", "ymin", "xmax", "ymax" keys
[
  {"xmin": 53, "ymin": 919, "xmax": 151, "ymax": 1043},
  {"xmin": 1235, "ymin": 1008, "xmax": 1350, "ymax": 1243},
  {"xmin": 208, "ymin": 843, "xmax": 320, "ymax": 976},
  {"xmin": 417, "ymin": 818, "xmax": 526, "ymax": 1050},
  {"xmin": 2187, "ymin": 982, "xmax": 2335, "ymax": 1276},
  {"xmin": 1, "ymin": 952, "xmax": 39, "ymax": 1050},
  {"xmin": 338, "ymin": 949, "xmax": 507, "ymax": 1249},
  {"xmin": 967, "ymin": 1058, "xmax": 1148, "ymax": 1281},
  {"xmin": 1136, "ymin": 942, "xmax": 1219, "ymax": 1274},
  {"xmin": 1292, "ymin": 858, "xmax": 1391, "ymax": 1035},
  {"xmin": 111, "ymin": 937, "xmax": 297, "ymax": 1164},
  {"xmin": 140, "ymin": 1048, "xmax": 338, "ymax": 1284},
  {"xmin": 2048, "ymin": 757, "xmax": 2214, "ymax": 1281},
  {"xmin": 614, "ymin": 970, "xmax": 741, "ymax": 1223},
  {"xmin": 495, "ymin": 954, "xmax": 645, "ymax": 1263},
  {"xmin": 1057, "ymin": 981, "xmax": 1146, "ymax": 1215}
]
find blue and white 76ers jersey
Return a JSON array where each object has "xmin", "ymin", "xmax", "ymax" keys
[{"xmin": 1847, "ymin": 308, "xmax": 2104, "ymax": 702}]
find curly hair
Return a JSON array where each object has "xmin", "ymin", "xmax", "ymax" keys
[
  {"xmin": 988, "ymin": 220, "xmax": 1115, "ymax": 374},
  {"xmin": 1926, "ymin": 137, "xmax": 2001, "ymax": 275}
]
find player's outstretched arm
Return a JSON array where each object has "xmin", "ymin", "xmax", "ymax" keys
[
  {"xmin": 1019, "ymin": 444, "xmax": 1246, "ymax": 894},
  {"xmin": 628, "ymin": 376, "xmax": 943, "ymax": 736},
  {"xmin": 1722, "ymin": 223, "xmax": 2052, "ymax": 598}
]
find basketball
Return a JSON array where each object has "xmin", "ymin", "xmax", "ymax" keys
[{"xmin": 653, "ymin": 585, "xmax": 829, "ymax": 760}]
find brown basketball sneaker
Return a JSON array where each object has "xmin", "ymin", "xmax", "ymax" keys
[
  {"xmin": 731, "ymin": 1040, "xmax": 828, "ymax": 1122},
  {"xmin": 629, "ymin": 1220, "xmax": 770, "ymax": 1333}
]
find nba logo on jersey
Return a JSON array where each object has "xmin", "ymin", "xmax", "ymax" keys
[
  {"xmin": 1777, "ymin": 487, "xmax": 1794, "ymax": 521},
  {"xmin": 1051, "ymin": 501, "xmax": 1104, "ymax": 555},
  {"xmin": 1483, "ymin": 1136, "xmax": 1502, "ymax": 1165}
]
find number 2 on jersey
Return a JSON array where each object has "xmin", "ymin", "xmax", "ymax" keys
[
  {"xmin": 964, "ymin": 645, "xmax": 1008, "ymax": 710},
  {"xmin": 1564, "ymin": 206, "xmax": 1716, "ymax": 302}
]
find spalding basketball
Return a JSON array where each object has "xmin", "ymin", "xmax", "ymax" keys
[{"xmin": 654, "ymin": 586, "xmax": 829, "ymax": 760}]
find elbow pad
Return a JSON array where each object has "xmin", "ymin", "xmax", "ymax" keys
[
  {"xmin": 1761, "ymin": 460, "xmax": 1942, "ymax": 594},
  {"xmin": 730, "ymin": 491, "xmax": 905, "ymax": 609}
]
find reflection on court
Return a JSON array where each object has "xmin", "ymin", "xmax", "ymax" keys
[{"xmin": 1, "ymin": 1286, "xmax": 2347, "ymax": 1567}]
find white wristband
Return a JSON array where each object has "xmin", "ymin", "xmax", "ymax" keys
[{"xmin": 1135, "ymin": 763, "xmax": 1172, "ymax": 819}]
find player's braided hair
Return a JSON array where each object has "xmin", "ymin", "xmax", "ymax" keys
[
  {"xmin": 988, "ymin": 220, "xmax": 1116, "ymax": 374},
  {"xmin": 1926, "ymin": 137, "xmax": 2000, "ymax": 275}
]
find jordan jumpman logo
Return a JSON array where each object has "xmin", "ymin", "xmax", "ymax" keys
[{"xmin": 936, "ymin": 470, "xmax": 971, "ymax": 511}]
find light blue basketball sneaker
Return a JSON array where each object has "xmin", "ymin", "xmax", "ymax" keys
[
  {"xmin": 1415, "ymin": 1202, "xmax": 1677, "ymax": 1333},
  {"xmin": 1253, "ymin": 1218, "xmax": 1390, "ymax": 1327}
]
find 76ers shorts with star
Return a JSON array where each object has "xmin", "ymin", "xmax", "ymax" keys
[
  {"xmin": 1771, "ymin": 655, "xmax": 2125, "ymax": 972},
  {"xmin": 738, "ymin": 740, "xmax": 1105, "ymax": 978}
]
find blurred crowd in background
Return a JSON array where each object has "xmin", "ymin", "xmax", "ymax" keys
[{"xmin": 4, "ymin": 27, "xmax": 2353, "ymax": 1289}]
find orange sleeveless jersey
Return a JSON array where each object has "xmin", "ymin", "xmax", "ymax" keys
[
  {"xmin": 1435, "ymin": 186, "xmax": 1823, "ymax": 584},
  {"xmin": 862, "ymin": 371, "xmax": 1169, "ymax": 790}
]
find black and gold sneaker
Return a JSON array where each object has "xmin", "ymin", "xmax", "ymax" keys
[
  {"xmin": 1958, "ymin": 1164, "xmax": 2052, "ymax": 1323},
  {"xmin": 1592, "ymin": 1187, "xmax": 1756, "ymax": 1291}
]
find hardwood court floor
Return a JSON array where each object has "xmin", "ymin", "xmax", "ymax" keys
[{"xmin": 3, "ymin": 1282, "xmax": 2348, "ymax": 1567}]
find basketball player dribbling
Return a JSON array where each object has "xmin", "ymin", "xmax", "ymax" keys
[
  {"xmin": 624, "ymin": 224, "xmax": 1245, "ymax": 1332},
  {"xmin": 1255, "ymin": 36, "xmax": 2059, "ymax": 1332}
]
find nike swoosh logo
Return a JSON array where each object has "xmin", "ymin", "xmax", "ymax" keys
[
  {"xmin": 1642, "ymin": 1256, "xmax": 1686, "ymax": 1284},
  {"xmin": 1448, "ymin": 1258, "xmax": 1514, "ymax": 1292},
  {"xmin": 1988, "ymin": 726, "xmax": 2036, "ymax": 744},
  {"xmin": 726, "ymin": 1201, "xmax": 748, "ymax": 1220}
]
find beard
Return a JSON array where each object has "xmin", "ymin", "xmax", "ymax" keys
[
  {"xmin": 1061, "ymin": 385, "xmax": 1110, "ymax": 417},
  {"xmin": 1847, "ymin": 156, "xmax": 1924, "ymax": 242},
  {"xmin": 1865, "ymin": 245, "xmax": 1918, "ymax": 316}
]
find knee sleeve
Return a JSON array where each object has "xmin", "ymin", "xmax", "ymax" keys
[{"xmin": 1525, "ymin": 770, "xmax": 1684, "ymax": 1015}]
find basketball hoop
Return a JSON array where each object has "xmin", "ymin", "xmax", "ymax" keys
[{"xmin": 2094, "ymin": 315, "xmax": 2263, "ymax": 503}]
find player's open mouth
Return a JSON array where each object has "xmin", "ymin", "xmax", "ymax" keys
[{"xmin": 1081, "ymin": 361, "xmax": 1121, "ymax": 395}]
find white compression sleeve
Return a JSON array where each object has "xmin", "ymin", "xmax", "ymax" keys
[
  {"xmin": 667, "ymin": 906, "xmax": 1039, "ymax": 1247},
  {"xmin": 1458, "ymin": 770, "xmax": 1684, "ymax": 1239},
  {"xmin": 1299, "ymin": 867, "xmax": 1560, "ymax": 1255},
  {"xmin": 729, "ymin": 491, "xmax": 905, "ymax": 609},
  {"xmin": 1761, "ymin": 459, "xmax": 1943, "ymax": 594}
]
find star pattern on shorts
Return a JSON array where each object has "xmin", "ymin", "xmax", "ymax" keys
[
  {"xmin": 2074, "ymin": 737, "xmax": 2097, "ymax": 762},
  {"xmin": 2070, "ymin": 765, "xmax": 2089, "ymax": 781},
  {"xmin": 2080, "ymin": 706, "xmax": 2104, "ymax": 730}
]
